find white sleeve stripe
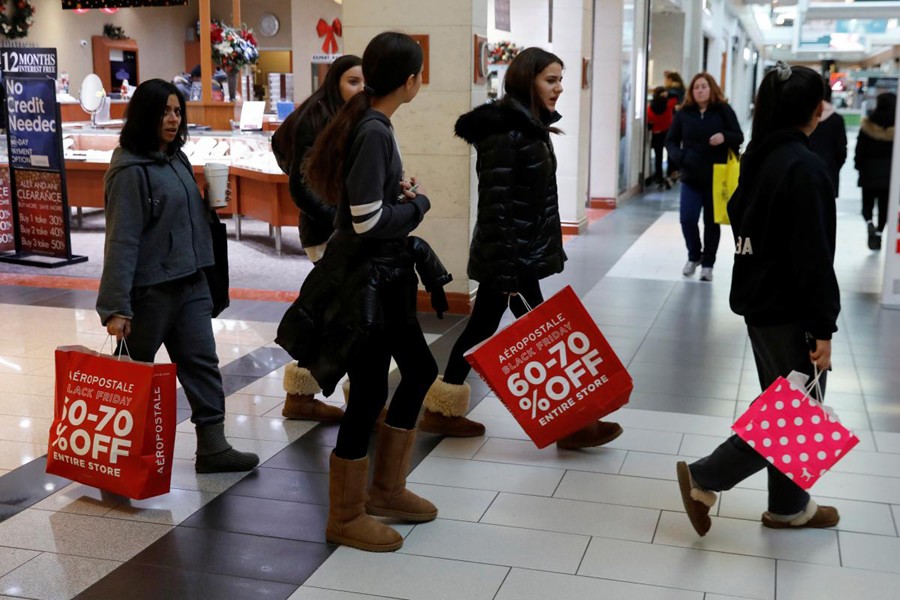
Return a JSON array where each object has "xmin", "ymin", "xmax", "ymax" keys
[
  {"xmin": 352, "ymin": 209, "xmax": 383, "ymax": 234},
  {"xmin": 350, "ymin": 199, "xmax": 383, "ymax": 216}
]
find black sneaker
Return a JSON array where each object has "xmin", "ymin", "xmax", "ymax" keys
[{"xmin": 867, "ymin": 222, "xmax": 878, "ymax": 250}]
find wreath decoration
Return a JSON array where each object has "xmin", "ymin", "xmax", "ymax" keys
[{"xmin": 0, "ymin": 1, "xmax": 35, "ymax": 40}]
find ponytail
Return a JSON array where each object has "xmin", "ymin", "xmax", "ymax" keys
[
  {"xmin": 303, "ymin": 91, "xmax": 373, "ymax": 205},
  {"xmin": 302, "ymin": 31, "xmax": 423, "ymax": 206},
  {"xmin": 748, "ymin": 63, "xmax": 823, "ymax": 152}
]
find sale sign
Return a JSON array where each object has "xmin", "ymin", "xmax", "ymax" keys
[
  {"xmin": 47, "ymin": 346, "xmax": 177, "ymax": 500},
  {"xmin": 0, "ymin": 47, "xmax": 85, "ymax": 267},
  {"xmin": 466, "ymin": 286, "xmax": 633, "ymax": 448},
  {"xmin": 13, "ymin": 170, "xmax": 67, "ymax": 257},
  {"xmin": 0, "ymin": 166, "xmax": 12, "ymax": 253}
]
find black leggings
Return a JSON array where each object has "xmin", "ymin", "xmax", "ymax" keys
[
  {"xmin": 334, "ymin": 282, "xmax": 438, "ymax": 459},
  {"xmin": 862, "ymin": 188, "xmax": 889, "ymax": 232},
  {"xmin": 650, "ymin": 131, "xmax": 668, "ymax": 183},
  {"xmin": 443, "ymin": 278, "xmax": 544, "ymax": 385}
]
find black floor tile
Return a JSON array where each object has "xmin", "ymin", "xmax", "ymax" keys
[
  {"xmin": 0, "ymin": 503, "xmax": 21, "ymax": 523},
  {"xmin": 0, "ymin": 458, "xmax": 71, "ymax": 508},
  {"xmin": 180, "ymin": 494, "xmax": 328, "ymax": 543},
  {"xmin": 222, "ymin": 347, "xmax": 292, "ymax": 378},
  {"xmin": 225, "ymin": 467, "xmax": 329, "ymax": 505},
  {"xmin": 75, "ymin": 562, "xmax": 297, "ymax": 600},
  {"xmin": 265, "ymin": 439, "xmax": 332, "ymax": 473},
  {"xmin": 221, "ymin": 374, "xmax": 262, "ymax": 397},
  {"xmin": 296, "ymin": 422, "xmax": 340, "ymax": 448},
  {"xmin": 130, "ymin": 527, "xmax": 333, "ymax": 585}
]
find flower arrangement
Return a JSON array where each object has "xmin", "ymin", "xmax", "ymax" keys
[
  {"xmin": 488, "ymin": 40, "xmax": 520, "ymax": 65},
  {"xmin": 0, "ymin": 0, "xmax": 36, "ymax": 40},
  {"xmin": 103, "ymin": 23, "xmax": 126, "ymax": 40},
  {"xmin": 210, "ymin": 20, "xmax": 259, "ymax": 72}
]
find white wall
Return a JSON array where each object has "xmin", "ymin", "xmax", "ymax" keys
[
  {"xmin": 487, "ymin": 0, "xmax": 551, "ymax": 47},
  {"xmin": 291, "ymin": 0, "xmax": 343, "ymax": 100},
  {"xmin": 648, "ymin": 11, "xmax": 684, "ymax": 88},
  {"xmin": 589, "ymin": 0, "xmax": 625, "ymax": 201}
]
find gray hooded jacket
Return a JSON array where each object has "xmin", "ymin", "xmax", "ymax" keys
[{"xmin": 96, "ymin": 147, "xmax": 214, "ymax": 324}]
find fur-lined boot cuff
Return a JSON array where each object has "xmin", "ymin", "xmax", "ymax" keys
[
  {"xmin": 283, "ymin": 363, "xmax": 321, "ymax": 395},
  {"xmin": 690, "ymin": 487, "xmax": 718, "ymax": 508},
  {"xmin": 423, "ymin": 377, "xmax": 470, "ymax": 417}
]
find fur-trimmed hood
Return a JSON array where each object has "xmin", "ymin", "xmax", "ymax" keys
[
  {"xmin": 454, "ymin": 97, "xmax": 561, "ymax": 144},
  {"xmin": 861, "ymin": 117, "xmax": 895, "ymax": 142}
]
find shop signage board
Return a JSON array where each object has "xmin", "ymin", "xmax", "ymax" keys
[
  {"xmin": 881, "ymin": 79, "xmax": 900, "ymax": 309},
  {"xmin": 0, "ymin": 47, "xmax": 86, "ymax": 267},
  {"xmin": 0, "ymin": 167, "xmax": 12, "ymax": 253}
]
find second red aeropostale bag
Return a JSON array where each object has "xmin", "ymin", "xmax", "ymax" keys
[
  {"xmin": 465, "ymin": 285, "xmax": 633, "ymax": 448},
  {"xmin": 46, "ymin": 345, "xmax": 177, "ymax": 499}
]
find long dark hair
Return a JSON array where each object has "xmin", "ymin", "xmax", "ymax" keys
[
  {"xmin": 120, "ymin": 79, "xmax": 187, "ymax": 155},
  {"xmin": 650, "ymin": 87, "xmax": 668, "ymax": 115},
  {"xmin": 296, "ymin": 54, "xmax": 362, "ymax": 135},
  {"xmin": 503, "ymin": 47, "xmax": 564, "ymax": 132},
  {"xmin": 303, "ymin": 32, "xmax": 423, "ymax": 205},
  {"xmin": 869, "ymin": 92, "xmax": 896, "ymax": 128},
  {"xmin": 748, "ymin": 63, "xmax": 823, "ymax": 153}
]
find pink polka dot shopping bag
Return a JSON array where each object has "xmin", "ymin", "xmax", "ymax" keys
[{"xmin": 732, "ymin": 369, "xmax": 859, "ymax": 490}]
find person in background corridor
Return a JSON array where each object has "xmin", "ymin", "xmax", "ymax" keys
[
  {"xmin": 855, "ymin": 92, "xmax": 896, "ymax": 251},
  {"xmin": 647, "ymin": 86, "xmax": 677, "ymax": 189},
  {"xmin": 665, "ymin": 72, "xmax": 743, "ymax": 282},
  {"xmin": 677, "ymin": 62, "xmax": 840, "ymax": 537},
  {"xmin": 808, "ymin": 78, "xmax": 847, "ymax": 197}
]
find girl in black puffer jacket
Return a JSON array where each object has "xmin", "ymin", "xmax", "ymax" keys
[
  {"xmin": 420, "ymin": 48, "xmax": 623, "ymax": 450},
  {"xmin": 855, "ymin": 92, "xmax": 896, "ymax": 250}
]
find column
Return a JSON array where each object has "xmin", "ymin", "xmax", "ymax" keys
[
  {"xmin": 341, "ymin": 0, "xmax": 489, "ymax": 306},
  {"xmin": 588, "ymin": 0, "xmax": 624, "ymax": 206},
  {"xmin": 551, "ymin": 0, "xmax": 592, "ymax": 233}
]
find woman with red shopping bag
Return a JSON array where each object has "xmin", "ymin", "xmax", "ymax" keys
[
  {"xmin": 97, "ymin": 80, "xmax": 259, "ymax": 474},
  {"xmin": 419, "ymin": 48, "xmax": 622, "ymax": 449},
  {"xmin": 676, "ymin": 63, "xmax": 841, "ymax": 536}
]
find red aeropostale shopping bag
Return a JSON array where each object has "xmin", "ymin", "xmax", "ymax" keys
[
  {"xmin": 465, "ymin": 286, "xmax": 633, "ymax": 448},
  {"xmin": 733, "ymin": 374, "xmax": 859, "ymax": 490},
  {"xmin": 46, "ymin": 345, "xmax": 177, "ymax": 499}
]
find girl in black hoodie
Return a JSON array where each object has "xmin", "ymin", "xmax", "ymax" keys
[
  {"xmin": 855, "ymin": 92, "xmax": 896, "ymax": 250},
  {"xmin": 665, "ymin": 73, "xmax": 743, "ymax": 282},
  {"xmin": 419, "ymin": 48, "xmax": 622, "ymax": 450},
  {"xmin": 676, "ymin": 63, "xmax": 841, "ymax": 537}
]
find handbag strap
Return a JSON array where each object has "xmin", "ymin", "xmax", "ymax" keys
[{"xmin": 805, "ymin": 364, "xmax": 825, "ymax": 403}]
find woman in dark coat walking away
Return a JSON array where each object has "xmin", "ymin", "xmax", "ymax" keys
[
  {"xmin": 808, "ymin": 79, "xmax": 847, "ymax": 196},
  {"xmin": 272, "ymin": 55, "xmax": 364, "ymax": 424},
  {"xmin": 665, "ymin": 73, "xmax": 743, "ymax": 282},
  {"xmin": 677, "ymin": 63, "xmax": 841, "ymax": 537},
  {"xmin": 419, "ymin": 47, "xmax": 623, "ymax": 449},
  {"xmin": 855, "ymin": 92, "xmax": 896, "ymax": 250},
  {"xmin": 301, "ymin": 32, "xmax": 440, "ymax": 553}
]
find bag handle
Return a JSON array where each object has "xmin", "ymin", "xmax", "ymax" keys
[
  {"xmin": 507, "ymin": 293, "xmax": 534, "ymax": 313},
  {"xmin": 100, "ymin": 335, "xmax": 130, "ymax": 361},
  {"xmin": 804, "ymin": 364, "xmax": 825, "ymax": 403}
]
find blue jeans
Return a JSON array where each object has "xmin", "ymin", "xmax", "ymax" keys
[{"xmin": 679, "ymin": 181, "xmax": 720, "ymax": 268}]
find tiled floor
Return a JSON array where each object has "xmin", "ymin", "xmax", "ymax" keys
[{"xmin": 1, "ymin": 146, "xmax": 900, "ymax": 598}]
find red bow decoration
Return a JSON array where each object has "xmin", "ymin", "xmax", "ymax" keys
[{"xmin": 316, "ymin": 18, "xmax": 342, "ymax": 54}]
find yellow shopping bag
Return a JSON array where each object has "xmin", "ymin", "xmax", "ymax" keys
[{"xmin": 712, "ymin": 151, "xmax": 740, "ymax": 225}]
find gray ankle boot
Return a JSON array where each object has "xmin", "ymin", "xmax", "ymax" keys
[{"xmin": 195, "ymin": 422, "xmax": 259, "ymax": 473}]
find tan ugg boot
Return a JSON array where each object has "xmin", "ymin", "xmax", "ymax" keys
[
  {"xmin": 419, "ymin": 377, "xmax": 485, "ymax": 437},
  {"xmin": 326, "ymin": 452, "xmax": 403, "ymax": 552},
  {"xmin": 556, "ymin": 420, "xmax": 623, "ymax": 449},
  {"xmin": 366, "ymin": 423, "xmax": 437, "ymax": 522},
  {"xmin": 282, "ymin": 363, "xmax": 343, "ymax": 423}
]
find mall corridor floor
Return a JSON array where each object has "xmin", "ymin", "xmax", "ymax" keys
[{"xmin": 0, "ymin": 176, "xmax": 899, "ymax": 599}]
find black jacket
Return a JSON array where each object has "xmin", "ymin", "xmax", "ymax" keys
[
  {"xmin": 808, "ymin": 109, "xmax": 847, "ymax": 194},
  {"xmin": 855, "ymin": 117, "xmax": 895, "ymax": 190},
  {"xmin": 454, "ymin": 98, "xmax": 566, "ymax": 293},
  {"xmin": 287, "ymin": 113, "xmax": 338, "ymax": 248},
  {"xmin": 728, "ymin": 130, "xmax": 840, "ymax": 340},
  {"xmin": 665, "ymin": 103, "xmax": 743, "ymax": 186}
]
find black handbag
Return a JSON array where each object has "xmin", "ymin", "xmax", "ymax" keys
[
  {"xmin": 139, "ymin": 161, "xmax": 230, "ymax": 317},
  {"xmin": 205, "ymin": 210, "xmax": 230, "ymax": 317}
]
